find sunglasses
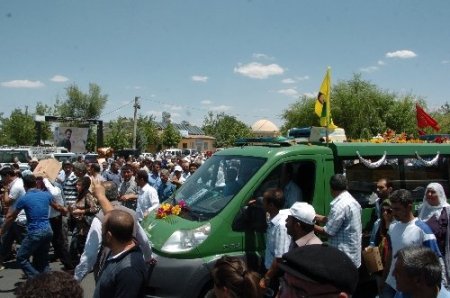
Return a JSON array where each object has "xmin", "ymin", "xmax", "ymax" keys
[{"xmin": 383, "ymin": 208, "xmax": 393, "ymax": 214}]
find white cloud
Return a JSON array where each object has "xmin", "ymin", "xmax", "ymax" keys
[
  {"xmin": 171, "ymin": 112, "xmax": 181, "ymax": 118},
  {"xmin": 296, "ymin": 75, "xmax": 309, "ymax": 81},
  {"xmin": 209, "ymin": 105, "xmax": 231, "ymax": 112},
  {"xmin": 282, "ymin": 78, "xmax": 296, "ymax": 84},
  {"xmin": 442, "ymin": 60, "xmax": 450, "ymax": 64},
  {"xmin": 252, "ymin": 53, "xmax": 273, "ymax": 60},
  {"xmin": 385, "ymin": 50, "xmax": 417, "ymax": 59},
  {"xmin": 50, "ymin": 75, "xmax": 69, "ymax": 82},
  {"xmin": 303, "ymin": 92, "xmax": 316, "ymax": 98},
  {"xmin": 191, "ymin": 75, "xmax": 208, "ymax": 82},
  {"xmin": 377, "ymin": 60, "xmax": 385, "ymax": 66},
  {"xmin": 1, "ymin": 80, "xmax": 45, "ymax": 88},
  {"xmin": 145, "ymin": 110, "xmax": 161, "ymax": 116},
  {"xmin": 162, "ymin": 104, "xmax": 183, "ymax": 111},
  {"xmin": 234, "ymin": 62, "xmax": 284, "ymax": 79},
  {"xmin": 360, "ymin": 66, "xmax": 379, "ymax": 73},
  {"xmin": 278, "ymin": 88, "xmax": 298, "ymax": 97},
  {"xmin": 201, "ymin": 100, "xmax": 212, "ymax": 105}
]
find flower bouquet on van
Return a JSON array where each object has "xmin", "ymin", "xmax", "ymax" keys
[{"xmin": 156, "ymin": 200, "xmax": 188, "ymax": 219}]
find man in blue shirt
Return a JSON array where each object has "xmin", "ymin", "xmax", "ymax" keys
[
  {"xmin": 158, "ymin": 169, "xmax": 176, "ymax": 203},
  {"xmin": 0, "ymin": 175, "xmax": 67, "ymax": 278},
  {"xmin": 148, "ymin": 160, "xmax": 162, "ymax": 190}
]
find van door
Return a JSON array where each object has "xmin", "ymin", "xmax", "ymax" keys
[{"xmin": 231, "ymin": 155, "xmax": 325, "ymax": 270}]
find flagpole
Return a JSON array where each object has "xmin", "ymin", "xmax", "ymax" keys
[{"xmin": 326, "ymin": 67, "xmax": 330, "ymax": 145}]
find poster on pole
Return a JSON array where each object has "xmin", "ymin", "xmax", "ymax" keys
[{"xmin": 54, "ymin": 126, "xmax": 89, "ymax": 153}]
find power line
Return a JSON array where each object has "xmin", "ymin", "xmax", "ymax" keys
[
  {"xmin": 100, "ymin": 99, "xmax": 135, "ymax": 118},
  {"xmin": 139, "ymin": 97, "xmax": 278, "ymax": 122}
]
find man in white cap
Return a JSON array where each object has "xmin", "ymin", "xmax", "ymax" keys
[
  {"xmin": 171, "ymin": 165, "xmax": 185, "ymax": 188},
  {"xmin": 285, "ymin": 202, "xmax": 322, "ymax": 250}
]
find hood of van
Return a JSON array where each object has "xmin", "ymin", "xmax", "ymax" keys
[{"xmin": 141, "ymin": 212, "xmax": 208, "ymax": 256}]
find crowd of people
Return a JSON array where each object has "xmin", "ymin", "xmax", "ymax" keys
[
  {"xmin": 0, "ymin": 152, "xmax": 203, "ymax": 297},
  {"xmin": 0, "ymin": 150, "xmax": 450, "ymax": 298}
]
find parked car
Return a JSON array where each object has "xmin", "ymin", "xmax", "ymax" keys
[{"xmin": 182, "ymin": 148, "xmax": 198, "ymax": 156}]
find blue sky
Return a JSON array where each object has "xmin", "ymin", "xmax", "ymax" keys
[{"xmin": 1, "ymin": 1, "xmax": 449, "ymax": 129}]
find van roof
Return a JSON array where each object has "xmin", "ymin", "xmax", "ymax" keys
[
  {"xmin": 217, "ymin": 141, "xmax": 450, "ymax": 159},
  {"xmin": 215, "ymin": 143, "xmax": 333, "ymax": 159},
  {"xmin": 329, "ymin": 142, "xmax": 450, "ymax": 157}
]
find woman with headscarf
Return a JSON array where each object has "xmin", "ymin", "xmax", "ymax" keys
[
  {"xmin": 418, "ymin": 182, "xmax": 450, "ymax": 288},
  {"xmin": 69, "ymin": 176, "xmax": 100, "ymax": 266}
]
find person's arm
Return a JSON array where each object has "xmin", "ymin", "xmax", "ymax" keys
[
  {"xmin": 314, "ymin": 214, "xmax": 327, "ymax": 224},
  {"xmin": 92, "ymin": 180, "xmax": 113, "ymax": 213},
  {"xmin": 144, "ymin": 189, "xmax": 159, "ymax": 217},
  {"xmin": 260, "ymin": 257, "xmax": 282, "ymax": 289},
  {"xmin": 120, "ymin": 193, "xmax": 138, "ymax": 202},
  {"xmin": 0, "ymin": 207, "xmax": 20, "ymax": 236},
  {"xmin": 136, "ymin": 224, "xmax": 153, "ymax": 262},
  {"xmin": 314, "ymin": 224, "xmax": 329, "ymax": 236},
  {"xmin": 50, "ymin": 200, "xmax": 68, "ymax": 215},
  {"xmin": 74, "ymin": 218, "xmax": 103, "ymax": 281},
  {"xmin": 381, "ymin": 234, "xmax": 392, "ymax": 291}
]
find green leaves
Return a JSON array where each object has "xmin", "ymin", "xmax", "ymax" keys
[{"xmin": 202, "ymin": 112, "xmax": 252, "ymax": 148}]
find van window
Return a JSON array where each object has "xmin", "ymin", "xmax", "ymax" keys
[
  {"xmin": 0, "ymin": 150, "xmax": 30, "ymax": 163},
  {"xmin": 253, "ymin": 161, "xmax": 316, "ymax": 204},
  {"xmin": 173, "ymin": 155, "xmax": 266, "ymax": 220},
  {"xmin": 341, "ymin": 155, "xmax": 450, "ymax": 207}
]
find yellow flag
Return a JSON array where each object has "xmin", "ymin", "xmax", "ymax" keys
[{"xmin": 315, "ymin": 68, "xmax": 337, "ymax": 128}]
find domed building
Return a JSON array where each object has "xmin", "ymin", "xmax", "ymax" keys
[{"xmin": 251, "ymin": 119, "xmax": 280, "ymax": 137}]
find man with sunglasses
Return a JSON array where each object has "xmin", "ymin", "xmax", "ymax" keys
[{"xmin": 278, "ymin": 244, "xmax": 358, "ymax": 298}]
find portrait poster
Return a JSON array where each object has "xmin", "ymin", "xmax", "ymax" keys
[{"xmin": 54, "ymin": 126, "xmax": 89, "ymax": 154}]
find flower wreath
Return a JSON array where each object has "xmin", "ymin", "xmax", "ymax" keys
[{"xmin": 156, "ymin": 200, "xmax": 188, "ymax": 219}]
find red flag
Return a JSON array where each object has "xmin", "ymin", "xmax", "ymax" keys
[{"xmin": 416, "ymin": 104, "xmax": 440, "ymax": 131}]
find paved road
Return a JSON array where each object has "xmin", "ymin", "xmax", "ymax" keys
[{"xmin": 0, "ymin": 255, "xmax": 95, "ymax": 298}]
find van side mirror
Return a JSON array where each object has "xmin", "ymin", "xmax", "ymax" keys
[{"xmin": 232, "ymin": 203, "xmax": 267, "ymax": 233}]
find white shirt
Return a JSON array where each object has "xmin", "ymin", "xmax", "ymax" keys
[
  {"xmin": 9, "ymin": 177, "xmax": 26, "ymax": 224},
  {"xmin": 136, "ymin": 184, "xmax": 159, "ymax": 221},
  {"xmin": 74, "ymin": 211, "xmax": 153, "ymax": 281},
  {"xmin": 43, "ymin": 178, "xmax": 64, "ymax": 218}
]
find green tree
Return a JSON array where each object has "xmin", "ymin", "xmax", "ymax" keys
[
  {"xmin": 55, "ymin": 83, "xmax": 107, "ymax": 119},
  {"xmin": 105, "ymin": 117, "xmax": 133, "ymax": 150},
  {"xmin": 280, "ymin": 95, "xmax": 317, "ymax": 134},
  {"xmin": 202, "ymin": 112, "xmax": 253, "ymax": 147},
  {"xmin": 2, "ymin": 108, "xmax": 35, "ymax": 145},
  {"xmin": 161, "ymin": 122, "xmax": 181, "ymax": 148},
  {"xmin": 433, "ymin": 102, "xmax": 450, "ymax": 133},
  {"xmin": 34, "ymin": 102, "xmax": 53, "ymax": 143},
  {"xmin": 282, "ymin": 74, "xmax": 423, "ymax": 139},
  {"xmin": 137, "ymin": 115, "xmax": 160, "ymax": 151},
  {"xmin": 54, "ymin": 83, "xmax": 108, "ymax": 150}
]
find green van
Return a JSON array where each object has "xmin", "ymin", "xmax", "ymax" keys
[{"xmin": 142, "ymin": 138, "xmax": 450, "ymax": 297}]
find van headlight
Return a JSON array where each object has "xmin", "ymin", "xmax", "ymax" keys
[{"xmin": 161, "ymin": 223, "xmax": 211, "ymax": 253}]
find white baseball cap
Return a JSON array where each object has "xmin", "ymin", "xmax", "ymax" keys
[
  {"xmin": 174, "ymin": 165, "xmax": 183, "ymax": 172},
  {"xmin": 289, "ymin": 202, "xmax": 316, "ymax": 225}
]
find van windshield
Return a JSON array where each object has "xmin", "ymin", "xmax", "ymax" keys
[
  {"xmin": 172, "ymin": 154, "xmax": 266, "ymax": 221},
  {"xmin": 0, "ymin": 150, "xmax": 30, "ymax": 163}
]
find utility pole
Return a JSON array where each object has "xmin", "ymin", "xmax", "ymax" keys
[{"xmin": 133, "ymin": 96, "xmax": 140, "ymax": 150}]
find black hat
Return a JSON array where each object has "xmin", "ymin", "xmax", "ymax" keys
[
  {"xmin": 62, "ymin": 160, "xmax": 72, "ymax": 166},
  {"xmin": 278, "ymin": 244, "xmax": 358, "ymax": 294}
]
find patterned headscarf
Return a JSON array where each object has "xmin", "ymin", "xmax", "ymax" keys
[{"xmin": 418, "ymin": 182, "xmax": 449, "ymax": 221}]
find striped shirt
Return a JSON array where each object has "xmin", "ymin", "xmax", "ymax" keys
[
  {"xmin": 324, "ymin": 190, "xmax": 362, "ymax": 268},
  {"xmin": 62, "ymin": 172, "xmax": 78, "ymax": 205},
  {"xmin": 264, "ymin": 211, "xmax": 291, "ymax": 269}
]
